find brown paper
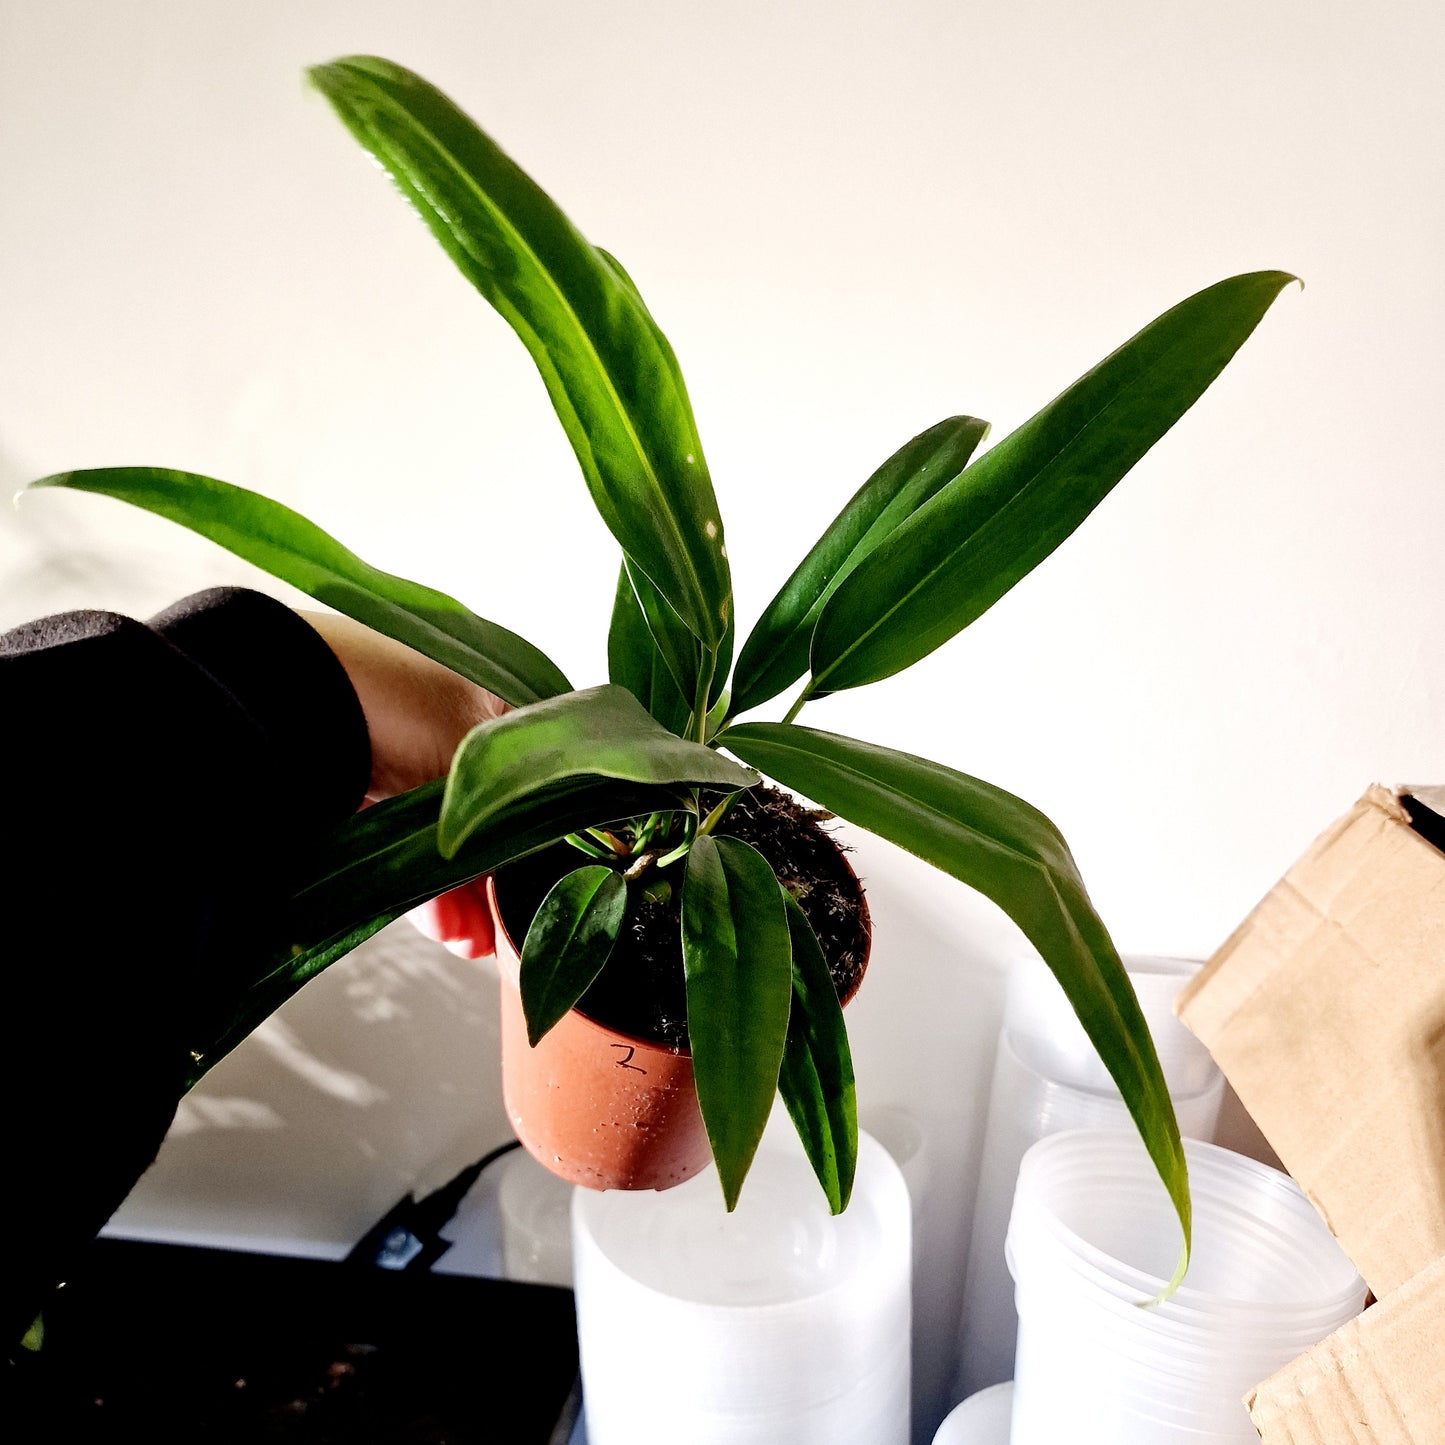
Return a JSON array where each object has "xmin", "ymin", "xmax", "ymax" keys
[
  {"xmin": 1247, "ymin": 1253, "xmax": 1445, "ymax": 1444},
  {"xmin": 1177, "ymin": 784, "xmax": 1445, "ymax": 1299}
]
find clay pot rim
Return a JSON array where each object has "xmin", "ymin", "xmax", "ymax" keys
[{"xmin": 486, "ymin": 832, "xmax": 874, "ymax": 1047}]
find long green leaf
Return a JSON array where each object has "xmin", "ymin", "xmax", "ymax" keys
[
  {"xmin": 597, "ymin": 239, "xmax": 732, "ymax": 715},
  {"xmin": 596, "ymin": 241, "xmax": 733, "ymax": 695},
  {"xmin": 310, "ymin": 57, "xmax": 731, "ymax": 649},
  {"xmin": 607, "ymin": 563, "xmax": 691, "ymax": 734},
  {"xmin": 30, "ymin": 467, "xmax": 569, "ymax": 708},
  {"xmin": 720, "ymin": 721, "xmax": 1190, "ymax": 1261},
  {"xmin": 439, "ymin": 685, "xmax": 758, "ymax": 857},
  {"xmin": 732, "ymin": 415, "xmax": 990, "ymax": 715},
  {"xmin": 624, "ymin": 557, "xmax": 705, "ymax": 710},
  {"xmin": 520, "ymin": 866, "xmax": 628, "ymax": 1046},
  {"xmin": 682, "ymin": 836, "xmax": 794, "ymax": 1210},
  {"xmin": 191, "ymin": 772, "xmax": 671, "ymax": 1088},
  {"xmin": 778, "ymin": 893, "xmax": 858, "ymax": 1214},
  {"xmin": 810, "ymin": 271, "xmax": 1297, "ymax": 692},
  {"xmin": 622, "ymin": 558, "xmax": 733, "ymax": 723},
  {"xmin": 187, "ymin": 911, "xmax": 398, "ymax": 1092}
]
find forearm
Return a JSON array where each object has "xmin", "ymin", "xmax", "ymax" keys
[{"xmin": 0, "ymin": 587, "xmax": 372, "ymax": 1345}]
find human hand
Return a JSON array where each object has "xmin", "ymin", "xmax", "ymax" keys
[
  {"xmin": 300, "ymin": 611, "xmax": 509, "ymax": 801},
  {"xmin": 301, "ymin": 610, "xmax": 506, "ymax": 958}
]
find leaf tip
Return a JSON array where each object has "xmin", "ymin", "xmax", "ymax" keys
[
  {"xmin": 25, "ymin": 472, "xmax": 72, "ymax": 494},
  {"xmin": 1249, "ymin": 268, "xmax": 1302, "ymax": 300},
  {"xmin": 306, "ymin": 55, "xmax": 399, "ymax": 105},
  {"xmin": 304, "ymin": 60, "xmax": 340, "ymax": 97},
  {"xmin": 1137, "ymin": 1237, "xmax": 1191, "ymax": 1308}
]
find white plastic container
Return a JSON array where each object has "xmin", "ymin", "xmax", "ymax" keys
[
  {"xmin": 1005, "ymin": 1130, "xmax": 1366, "ymax": 1444},
  {"xmin": 1003, "ymin": 954, "xmax": 1221, "ymax": 1100},
  {"xmin": 953, "ymin": 955, "xmax": 1225, "ymax": 1399},
  {"xmin": 571, "ymin": 1122, "xmax": 912, "ymax": 1444},
  {"xmin": 931, "ymin": 1382, "xmax": 1014, "ymax": 1444}
]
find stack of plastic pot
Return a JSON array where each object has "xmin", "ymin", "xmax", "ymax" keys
[
  {"xmin": 952, "ymin": 954, "xmax": 1226, "ymax": 1401},
  {"xmin": 931, "ymin": 1381, "xmax": 1013, "ymax": 1444},
  {"xmin": 571, "ymin": 1122, "xmax": 912, "ymax": 1444},
  {"xmin": 1004, "ymin": 1130, "xmax": 1367, "ymax": 1443}
]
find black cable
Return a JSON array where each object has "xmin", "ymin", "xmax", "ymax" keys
[{"xmin": 345, "ymin": 1138, "xmax": 525, "ymax": 1272}]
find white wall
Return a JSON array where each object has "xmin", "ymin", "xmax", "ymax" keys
[{"xmin": 3, "ymin": 0, "xmax": 1440, "ymax": 1433}]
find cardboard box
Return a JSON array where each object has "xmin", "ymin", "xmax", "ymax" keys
[
  {"xmin": 1246, "ymin": 1254, "xmax": 1444, "ymax": 1445},
  {"xmin": 1176, "ymin": 784, "xmax": 1445, "ymax": 1444}
]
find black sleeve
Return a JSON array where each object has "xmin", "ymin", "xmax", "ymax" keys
[{"xmin": 1, "ymin": 587, "xmax": 371, "ymax": 1345}]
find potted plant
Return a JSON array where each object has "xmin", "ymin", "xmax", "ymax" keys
[{"xmin": 31, "ymin": 56, "xmax": 1293, "ymax": 1266}]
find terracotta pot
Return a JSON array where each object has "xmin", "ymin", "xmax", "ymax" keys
[
  {"xmin": 488, "ymin": 874, "xmax": 713, "ymax": 1193},
  {"xmin": 487, "ymin": 841, "xmax": 873, "ymax": 1195}
]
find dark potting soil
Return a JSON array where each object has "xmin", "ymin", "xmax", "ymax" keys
[{"xmin": 494, "ymin": 784, "xmax": 871, "ymax": 1048}]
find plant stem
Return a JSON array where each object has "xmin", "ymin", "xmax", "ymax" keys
[
  {"xmin": 623, "ymin": 850, "xmax": 660, "ymax": 882},
  {"xmin": 781, "ymin": 679, "xmax": 815, "ymax": 726},
  {"xmin": 696, "ymin": 790, "xmax": 740, "ymax": 839},
  {"xmin": 634, "ymin": 811, "xmax": 664, "ymax": 851},
  {"xmin": 655, "ymin": 811, "xmax": 698, "ymax": 868},
  {"xmin": 565, "ymin": 832, "xmax": 613, "ymax": 860},
  {"xmin": 692, "ymin": 646, "xmax": 717, "ymax": 746}
]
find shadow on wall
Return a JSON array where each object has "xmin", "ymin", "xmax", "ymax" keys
[
  {"xmin": 0, "ymin": 444, "xmax": 256, "ymax": 630},
  {"xmin": 1, "ymin": 446, "xmax": 128, "ymax": 625},
  {"xmin": 110, "ymin": 921, "xmax": 514, "ymax": 1255}
]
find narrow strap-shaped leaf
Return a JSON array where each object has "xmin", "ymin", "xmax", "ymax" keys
[
  {"xmin": 607, "ymin": 562, "xmax": 691, "ymax": 735},
  {"xmin": 191, "ymin": 773, "xmax": 669, "ymax": 1087},
  {"xmin": 778, "ymin": 893, "xmax": 858, "ymax": 1214},
  {"xmin": 608, "ymin": 562, "xmax": 660, "ymax": 706},
  {"xmin": 290, "ymin": 774, "xmax": 665, "ymax": 944},
  {"xmin": 682, "ymin": 836, "xmax": 794, "ymax": 1210},
  {"xmin": 187, "ymin": 911, "xmax": 399, "ymax": 1091},
  {"xmin": 520, "ymin": 866, "xmax": 628, "ymax": 1046},
  {"xmin": 439, "ymin": 685, "xmax": 758, "ymax": 857},
  {"xmin": 597, "ymin": 244, "xmax": 733, "ymax": 712},
  {"xmin": 623, "ymin": 558, "xmax": 733, "ymax": 723},
  {"xmin": 720, "ymin": 721, "xmax": 1190, "ymax": 1260},
  {"xmin": 732, "ymin": 415, "xmax": 989, "ymax": 715},
  {"xmin": 30, "ymin": 467, "xmax": 570, "ymax": 707},
  {"xmin": 310, "ymin": 57, "xmax": 731, "ymax": 649},
  {"xmin": 624, "ymin": 556, "xmax": 705, "ymax": 709},
  {"xmin": 810, "ymin": 271, "xmax": 1297, "ymax": 692}
]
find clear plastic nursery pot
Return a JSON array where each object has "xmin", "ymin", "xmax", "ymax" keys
[
  {"xmin": 570, "ymin": 1125, "xmax": 912, "ymax": 1445},
  {"xmin": 486, "ymin": 848, "xmax": 872, "ymax": 1194},
  {"xmin": 1004, "ymin": 1130, "xmax": 1366, "ymax": 1444},
  {"xmin": 952, "ymin": 953, "xmax": 1227, "ymax": 1402}
]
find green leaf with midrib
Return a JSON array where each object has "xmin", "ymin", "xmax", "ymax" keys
[
  {"xmin": 810, "ymin": 271, "xmax": 1297, "ymax": 693},
  {"xmin": 310, "ymin": 57, "xmax": 731, "ymax": 649},
  {"xmin": 30, "ymin": 466, "xmax": 570, "ymax": 707},
  {"xmin": 721, "ymin": 720, "xmax": 1190, "ymax": 1261}
]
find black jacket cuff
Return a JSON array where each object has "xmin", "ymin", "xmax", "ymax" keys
[{"xmin": 148, "ymin": 587, "xmax": 371, "ymax": 833}]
